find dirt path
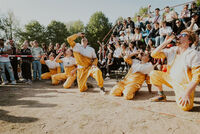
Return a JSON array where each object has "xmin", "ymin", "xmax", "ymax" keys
[{"xmin": 0, "ymin": 79, "xmax": 200, "ymax": 134}]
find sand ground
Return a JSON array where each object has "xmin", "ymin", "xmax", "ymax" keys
[{"xmin": 0, "ymin": 78, "xmax": 200, "ymax": 134}]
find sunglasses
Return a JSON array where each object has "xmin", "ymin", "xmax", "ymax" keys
[{"xmin": 177, "ymin": 33, "xmax": 188, "ymax": 38}]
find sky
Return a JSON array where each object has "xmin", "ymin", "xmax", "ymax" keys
[{"xmin": 0, "ymin": 0, "xmax": 193, "ymax": 26}]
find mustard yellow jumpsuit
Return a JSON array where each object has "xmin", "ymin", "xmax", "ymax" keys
[
  {"xmin": 51, "ymin": 56, "xmax": 77, "ymax": 89},
  {"xmin": 150, "ymin": 46, "xmax": 200, "ymax": 111},
  {"xmin": 40, "ymin": 59, "xmax": 61, "ymax": 80},
  {"xmin": 110, "ymin": 57, "xmax": 154, "ymax": 100},
  {"xmin": 67, "ymin": 34, "xmax": 104, "ymax": 92}
]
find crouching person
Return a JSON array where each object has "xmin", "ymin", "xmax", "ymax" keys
[
  {"xmin": 40, "ymin": 53, "xmax": 61, "ymax": 80},
  {"xmin": 110, "ymin": 52, "xmax": 154, "ymax": 100},
  {"xmin": 51, "ymin": 48, "xmax": 77, "ymax": 89}
]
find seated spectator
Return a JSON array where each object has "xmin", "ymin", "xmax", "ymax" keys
[
  {"xmin": 187, "ymin": 13, "xmax": 200, "ymax": 35},
  {"xmin": 132, "ymin": 28, "xmax": 145, "ymax": 50},
  {"xmin": 180, "ymin": 4, "xmax": 190, "ymax": 25},
  {"xmin": 155, "ymin": 21, "xmax": 172, "ymax": 47},
  {"xmin": 163, "ymin": 6, "xmax": 178, "ymax": 31},
  {"xmin": 106, "ymin": 53, "xmax": 115, "ymax": 77},
  {"xmin": 148, "ymin": 7, "xmax": 162, "ymax": 24},
  {"xmin": 113, "ymin": 42, "xmax": 123, "ymax": 66},
  {"xmin": 119, "ymin": 31, "xmax": 126, "ymax": 42},
  {"xmin": 174, "ymin": 19, "xmax": 186, "ymax": 35},
  {"xmin": 146, "ymin": 22, "xmax": 160, "ymax": 46},
  {"xmin": 122, "ymin": 19, "xmax": 129, "ymax": 31},
  {"xmin": 124, "ymin": 28, "xmax": 134, "ymax": 43},
  {"xmin": 113, "ymin": 21, "xmax": 123, "ymax": 36},
  {"xmin": 127, "ymin": 17, "xmax": 135, "ymax": 33},
  {"xmin": 135, "ymin": 15, "xmax": 145, "ymax": 32},
  {"xmin": 126, "ymin": 42, "xmax": 137, "ymax": 56},
  {"xmin": 143, "ymin": 24, "xmax": 152, "ymax": 44},
  {"xmin": 189, "ymin": 2, "xmax": 199, "ymax": 17}
]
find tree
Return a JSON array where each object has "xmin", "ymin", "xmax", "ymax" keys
[
  {"xmin": 66, "ymin": 20, "xmax": 85, "ymax": 35},
  {"xmin": 16, "ymin": 20, "xmax": 47, "ymax": 45},
  {"xmin": 133, "ymin": 7, "xmax": 148, "ymax": 21},
  {"xmin": 85, "ymin": 11, "xmax": 112, "ymax": 51},
  {"xmin": 0, "ymin": 10, "xmax": 20, "ymax": 40},
  {"xmin": 46, "ymin": 20, "xmax": 69, "ymax": 44},
  {"xmin": 115, "ymin": 16, "xmax": 124, "ymax": 24}
]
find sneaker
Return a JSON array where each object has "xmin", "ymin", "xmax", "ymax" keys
[
  {"xmin": 26, "ymin": 79, "xmax": 32, "ymax": 84},
  {"xmin": 100, "ymin": 87, "xmax": 106, "ymax": 95},
  {"xmin": 1, "ymin": 81, "xmax": 8, "ymax": 85},
  {"xmin": 11, "ymin": 81, "xmax": 17, "ymax": 85},
  {"xmin": 150, "ymin": 95, "xmax": 166, "ymax": 102},
  {"xmin": 106, "ymin": 73, "xmax": 110, "ymax": 77}
]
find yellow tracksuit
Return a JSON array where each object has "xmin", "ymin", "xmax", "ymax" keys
[
  {"xmin": 110, "ymin": 57, "xmax": 153, "ymax": 100},
  {"xmin": 67, "ymin": 34, "xmax": 104, "ymax": 92},
  {"xmin": 51, "ymin": 57, "xmax": 77, "ymax": 88},
  {"xmin": 150, "ymin": 46, "xmax": 200, "ymax": 111},
  {"xmin": 40, "ymin": 59, "xmax": 61, "ymax": 80}
]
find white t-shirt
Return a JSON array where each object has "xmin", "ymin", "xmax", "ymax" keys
[
  {"xmin": 131, "ymin": 59, "xmax": 154, "ymax": 74},
  {"xmin": 45, "ymin": 60, "xmax": 60, "ymax": 69},
  {"xmin": 159, "ymin": 26, "xmax": 172, "ymax": 36},
  {"xmin": 0, "ymin": 45, "xmax": 11, "ymax": 62},
  {"xmin": 113, "ymin": 47, "xmax": 122, "ymax": 58},
  {"xmin": 60, "ymin": 57, "xmax": 76, "ymax": 67}
]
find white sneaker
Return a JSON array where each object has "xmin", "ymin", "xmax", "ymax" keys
[
  {"xmin": 1, "ymin": 81, "xmax": 8, "ymax": 85},
  {"xmin": 106, "ymin": 73, "xmax": 110, "ymax": 77},
  {"xmin": 11, "ymin": 81, "xmax": 17, "ymax": 85}
]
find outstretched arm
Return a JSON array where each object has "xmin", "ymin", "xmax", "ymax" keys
[
  {"xmin": 151, "ymin": 35, "xmax": 174, "ymax": 59},
  {"xmin": 67, "ymin": 33, "xmax": 84, "ymax": 48}
]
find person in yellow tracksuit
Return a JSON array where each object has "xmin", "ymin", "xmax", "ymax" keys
[
  {"xmin": 40, "ymin": 53, "xmax": 61, "ymax": 79},
  {"xmin": 51, "ymin": 48, "xmax": 77, "ymax": 89},
  {"xmin": 150, "ymin": 29, "xmax": 200, "ymax": 111},
  {"xmin": 67, "ymin": 33, "xmax": 105, "ymax": 93},
  {"xmin": 110, "ymin": 52, "xmax": 154, "ymax": 100}
]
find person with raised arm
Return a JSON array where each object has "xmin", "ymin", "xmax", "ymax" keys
[
  {"xmin": 150, "ymin": 29, "xmax": 200, "ymax": 111},
  {"xmin": 67, "ymin": 33, "xmax": 105, "ymax": 94},
  {"xmin": 51, "ymin": 48, "xmax": 77, "ymax": 89},
  {"xmin": 110, "ymin": 51, "xmax": 154, "ymax": 100},
  {"xmin": 40, "ymin": 52, "xmax": 61, "ymax": 80}
]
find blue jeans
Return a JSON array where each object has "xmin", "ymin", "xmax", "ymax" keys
[
  {"xmin": 32, "ymin": 60, "xmax": 42, "ymax": 80},
  {"xmin": 0, "ymin": 62, "xmax": 15, "ymax": 82},
  {"xmin": 155, "ymin": 36, "xmax": 165, "ymax": 47},
  {"xmin": 59, "ymin": 63, "xmax": 64, "ymax": 73}
]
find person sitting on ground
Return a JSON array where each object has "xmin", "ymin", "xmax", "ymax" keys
[
  {"xmin": 52, "ymin": 48, "xmax": 77, "ymax": 88},
  {"xmin": 40, "ymin": 52, "xmax": 61, "ymax": 80},
  {"xmin": 110, "ymin": 51, "xmax": 154, "ymax": 100}
]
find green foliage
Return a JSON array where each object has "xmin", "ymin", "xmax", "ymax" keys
[
  {"xmin": 197, "ymin": 0, "xmax": 200, "ymax": 6},
  {"xmin": 67, "ymin": 20, "xmax": 84, "ymax": 34},
  {"xmin": 115, "ymin": 16, "xmax": 124, "ymax": 24},
  {"xmin": 85, "ymin": 11, "xmax": 112, "ymax": 51},
  {"xmin": 0, "ymin": 11, "xmax": 20, "ymax": 40},
  {"xmin": 16, "ymin": 20, "xmax": 47, "ymax": 45},
  {"xmin": 133, "ymin": 7, "xmax": 148, "ymax": 21},
  {"xmin": 46, "ymin": 20, "xmax": 69, "ymax": 44}
]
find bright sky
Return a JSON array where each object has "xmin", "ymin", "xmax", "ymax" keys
[{"xmin": 0, "ymin": 0, "xmax": 193, "ymax": 26}]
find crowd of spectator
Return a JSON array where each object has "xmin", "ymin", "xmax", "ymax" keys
[{"xmin": 97, "ymin": 2, "xmax": 200, "ymax": 78}]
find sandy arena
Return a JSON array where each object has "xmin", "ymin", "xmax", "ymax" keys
[{"xmin": 0, "ymin": 78, "xmax": 200, "ymax": 134}]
